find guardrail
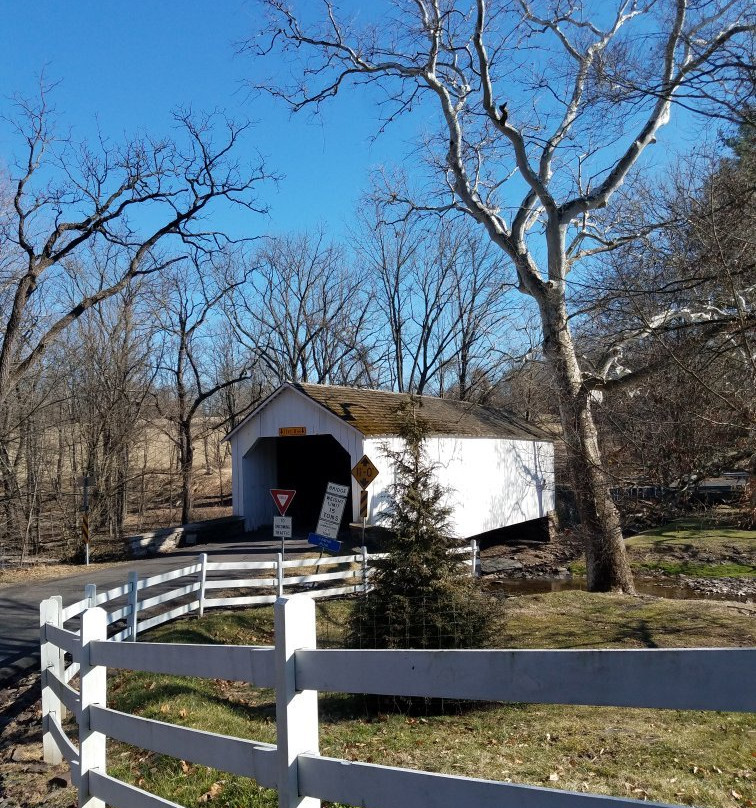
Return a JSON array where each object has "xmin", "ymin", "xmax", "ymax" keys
[{"xmin": 40, "ymin": 594, "xmax": 755, "ymax": 808}]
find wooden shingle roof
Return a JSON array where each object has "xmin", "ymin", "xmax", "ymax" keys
[{"xmin": 290, "ymin": 383, "xmax": 550, "ymax": 441}]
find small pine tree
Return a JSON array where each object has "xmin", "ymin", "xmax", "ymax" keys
[{"xmin": 348, "ymin": 399, "xmax": 494, "ymax": 654}]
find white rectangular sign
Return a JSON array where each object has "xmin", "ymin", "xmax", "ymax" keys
[
  {"xmin": 273, "ymin": 516, "xmax": 292, "ymax": 539},
  {"xmin": 326, "ymin": 482, "xmax": 349, "ymax": 497},
  {"xmin": 316, "ymin": 482, "xmax": 348, "ymax": 539}
]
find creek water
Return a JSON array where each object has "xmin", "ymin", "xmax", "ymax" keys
[{"xmin": 490, "ymin": 576, "xmax": 753, "ymax": 602}]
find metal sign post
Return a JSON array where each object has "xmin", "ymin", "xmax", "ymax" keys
[
  {"xmin": 270, "ymin": 489, "xmax": 296, "ymax": 558},
  {"xmin": 352, "ymin": 455, "xmax": 379, "ymax": 546},
  {"xmin": 80, "ymin": 474, "xmax": 93, "ymax": 566}
]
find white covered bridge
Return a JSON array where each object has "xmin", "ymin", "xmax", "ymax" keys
[{"xmin": 226, "ymin": 383, "xmax": 555, "ymax": 539}]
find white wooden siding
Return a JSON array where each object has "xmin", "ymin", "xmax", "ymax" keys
[
  {"xmin": 365, "ymin": 436, "xmax": 554, "ymax": 537},
  {"xmin": 231, "ymin": 387, "xmax": 554, "ymax": 534},
  {"xmin": 230, "ymin": 387, "xmax": 365, "ymax": 529}
]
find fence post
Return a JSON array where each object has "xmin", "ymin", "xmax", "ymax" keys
[
  {"xmin": 361, "ymin": 545, "xmax": 369, "ymax": 594},
  {"xmin": 127, "ymin": 571, "xmax": 139, "ymax": 641},
  {"xmin": 197, "ymin": 553, "xmax": 208, "ymax": 618},
  {"xmin": 85, "ymin": 583, "xmax": 97, "ymax": 608},
  {"xmin": 40, "ymin": 596, "xmax": 64, "ymax": 764},
  {"xmin": 276, "ymin": 553, "xmax": 284, "ymax": 597},
  {"xmin": 274, "ymin": 595, "xmax": 320, "ymax": 808},
  {"xmin": 79, "ymin": 607, "xmax": 107, "ymax": 808},
  {"xmin": 470, "ymin": 538, "xmax": 478, "ymax": 578}
]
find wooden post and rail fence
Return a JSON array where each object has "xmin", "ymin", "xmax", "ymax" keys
[{"xmin": 39, "ymin": 544, "xmax": 754, "ymax": 808}]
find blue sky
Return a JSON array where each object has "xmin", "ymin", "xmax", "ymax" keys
[
  {"xmin": 0, "ymin": 1, "xmax": 721, "ymax": 245},
  {"xmin": 0, "ymin": 1, "xmax": 421, "ymax": 239}
]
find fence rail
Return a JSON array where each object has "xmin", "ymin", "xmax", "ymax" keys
[{"xmin": 39, "ymin": 541, "xmax": 754, "ymax": 808}]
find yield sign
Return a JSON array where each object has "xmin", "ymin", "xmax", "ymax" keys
[{"xmin": 270, "ymin": 489, "xmax": 296, "ymax": 516}]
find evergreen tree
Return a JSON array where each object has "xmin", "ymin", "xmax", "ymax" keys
[{"xmin": 348, "ymin": 399, "xmax": 494, "ymax": 653}]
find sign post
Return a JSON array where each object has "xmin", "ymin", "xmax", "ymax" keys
[
  {"xmin": 270, "ymin": 489, "xmax": 296, "ymax": 558},
  {"xmin": 80, "ymin": 474, "xmax": 93, "ymax": 566},
  {"xmin": 351, "ymin": 455, "xmax": 379, "ymax": 545}
]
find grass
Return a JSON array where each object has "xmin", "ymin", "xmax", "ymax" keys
[
  {"xmin": 104, "ymin": 593, "xmax": 756, "ymax": 808},
  {"xmin": 626, "ymin": 519, "xmax": 755, "ymax": 580},
  {"xmin": 567, "ymin": 519, "xmax": 756, "ymax": 580},
  {"xmin": 626, "ymin": 519, "xmax": 754, "ymax": 553}
]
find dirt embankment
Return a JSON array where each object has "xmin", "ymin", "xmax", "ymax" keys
[{"xmin": 0, "ymin": 672, "xmax": 76, "ymax": 808}]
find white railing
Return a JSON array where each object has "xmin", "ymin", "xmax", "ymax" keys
[
  {"xmin": 40, "ymin": 594, "xmax": 755, "ymax": 808},
  {"xmin": 53, "ymin": 541, "xmax": 479, "ymax": 649}
]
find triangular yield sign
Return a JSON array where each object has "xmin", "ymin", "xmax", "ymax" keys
[{"xmin": 270, "ymin": 488, "xmax": 296, "ymax": 516}]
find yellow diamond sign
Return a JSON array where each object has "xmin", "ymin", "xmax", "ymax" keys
[{"xmin": 352, "ymin": 454, "xmax": 379, "ymax": 489}]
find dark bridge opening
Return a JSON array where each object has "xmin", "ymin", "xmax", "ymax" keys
[{"xmin": 275, "ymin": 435, "xmax": 352, "ymax": 534}]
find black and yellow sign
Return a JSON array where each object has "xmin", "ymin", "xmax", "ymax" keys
[
  {"xmin": 279, "ymin": 426, "xmax": 306, "ymax": 437},
  {"xmin": 352, "ymin": 454, "xmax": 379, "ymax": 489},
  {"xmin": 82, "ymin": 513, "xmax": 90, "ymax": 544},
  {"xmin": 359, "ymin": 489, "xmax": 368, "ymax": 519}
]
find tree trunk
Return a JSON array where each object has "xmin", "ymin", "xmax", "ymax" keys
[
  {"xmin": 540, "ymin": 292, "xmax": 635, "ymax": 593},
  {"xmin": 179, "ymin": 420, "xmax": 194, "ymax": 526}
]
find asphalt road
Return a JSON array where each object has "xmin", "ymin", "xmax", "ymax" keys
[{"xmin": 0, "ymin": 536, "xmax": 315, "ymax": 684}]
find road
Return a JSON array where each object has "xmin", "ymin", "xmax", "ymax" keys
[{"xmin": 0, "ymin": 536, "xmax": 315, "ymax": 684}]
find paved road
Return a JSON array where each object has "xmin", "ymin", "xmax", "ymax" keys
[{"xmin": 0, "ymin": 536, "xmax": 316, "ymax": 683}]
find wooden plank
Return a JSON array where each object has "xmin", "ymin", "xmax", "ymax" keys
[
  {"xmin": 62, "ymin": 598, "xmax": 88, "ymax": 622},
  {"xmin": 307, "ymin": 585, "xmax": 360, "ymax": 599},
  {"xmin": 204, "ymin": 577, "xmax": 275, "ymax": 590},
  {"xmin": 285, "ymin": 570, "xmax": 359, "ymax": 586},
  {"xmin": 95, "ymin": 583, "xmax": 130, "ymax": 605},
  {"xmin": 203, "ymin": 594, "xmax": 277, "ymax": 608},
  {"xmin": 205, "ymin": 560, "xmax": 277, "ymax": 571},
  {"xmin": 90, "ymin": 640, "xmax": 275, "ymax": 687},
  {"xmin": 136, "ymin": 601, "xmax": 199, "ymax": 634},
  {"xmin": 44, "ymin": 623, "xmax": 81, "ymax": 658},
  {"xmin": 41, "ymin": 597, "xmax": 64, "ymax": 765},
  {"xmin": 282, "ymin": 554, "xmax": 360, "ymax": 569},
  {"xmin": 47, "ymin": 669, "xmax": 80, "ymax": 716},
  {"xmin": 89, "ymin": 771, "xmax": 183, "ymax": 808},
  {"xmin": 298, "ymin": 754, "xmax": 676, "ymax": 808},
  {"xmin": 139, "ymin": 565, "xmax": 201, "ymax": 590},
  {"xmin": 44, "ymin": 715, "xmax": 79, "ymax": 778},
  {"xmin": 91, "ymin": 706, "xmax": 277, "ymax": 787},
  {"xmin": 79, "ymin": 607, "xmax": 107, "ymax": 808},
  {"xmin": 275, "ymin": 595, "xmax": 320, "ymax": 808},
  {"xmin": 295, "ymin": 648, "xmax": 756, "ymax": 712},
  {"xmin": 139, "ymin": 582, "xmax": 200, "ymax": 612},
  {"xmin": 107, "ymin": 605, "xmax": 131, "ymax": 624}
]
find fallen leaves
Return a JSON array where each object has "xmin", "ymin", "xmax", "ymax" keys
[{"xmin": 198, "ymin": 781, "xmax": 224, "ymax": 802}]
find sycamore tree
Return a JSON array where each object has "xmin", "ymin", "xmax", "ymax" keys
[{"xmin": 249, "ymin": 0, "xmax": 754, "ymax": 591}]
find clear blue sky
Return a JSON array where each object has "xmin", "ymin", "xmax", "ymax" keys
[
  {"xmin": 0, "ymin": 2, "xmax": 718, "ymax": 243},
  {"xmin": 0, "ymin": 1, "xmax": 421, "ymax": 239}
]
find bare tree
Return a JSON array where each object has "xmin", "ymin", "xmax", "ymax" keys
[
  {"xmin": 0, "ymin": 89, "xmax": 269, "ymax": 409},
  {"xmin": 250, "ymin": 0, "xmax": 754, "ymax": 592},
  {"xmin": 152, "ymin": 252, "xmax": 254, "ymax": 525},
  {"xmin": 357, "ymin": 206, "xmax": 515, "ymax": 397},
  {"xmin": 233, "ymin": 231, "xmax": 376, "ymax": 386}
]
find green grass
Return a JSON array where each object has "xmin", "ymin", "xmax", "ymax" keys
[
  {"xmin": 640, "ymin": 560, "xmax": 755, "ymax": 578},
  {"xmin": 565, "ymin": 519, "xmax": 756, "ymax": 580},
  {"xmin": 626, "ymin": 519, "xmax": 755, "ymax": 553},
  {"xmin": 105, "ymin": 593, "xmax": 756, "ymax": 808}
]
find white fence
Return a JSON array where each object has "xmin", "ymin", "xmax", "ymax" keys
[
  {"xmin": 40, "ymin": 592, "xmax": 755, "ymax": 808},
  {"xmin": 58, "ymin": 541, "xmax": 478, "ymax": 643}
]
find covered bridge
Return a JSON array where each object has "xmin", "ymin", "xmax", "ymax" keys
[{"xmin": 226, "ymin": 383, "xmax": 555, "ymax": 538}]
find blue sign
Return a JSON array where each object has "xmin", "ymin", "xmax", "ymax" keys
[{"xmin": 307, "ymin": 532, "xmax": 342, "ymax": 553}]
